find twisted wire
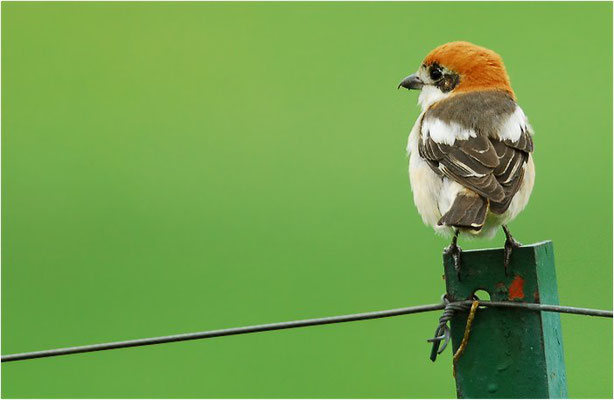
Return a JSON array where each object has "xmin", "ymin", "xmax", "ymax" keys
[{"xmin": 427, "ymin": 295, "xmax": 471, "ymax": 361}]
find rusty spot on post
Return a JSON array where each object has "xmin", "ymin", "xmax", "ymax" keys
[{"xmin": 508, "ymin": 275, "xmax": 525, "ymax": 300}]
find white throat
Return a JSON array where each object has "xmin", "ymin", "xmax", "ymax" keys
[{"xmin": 418, "ymin": 86, "xmax": 451, "ymax": 111}]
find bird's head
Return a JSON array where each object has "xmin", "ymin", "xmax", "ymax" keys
[{"xmin": 399, "ymin": 41, "xmax": 514, "ymax": 109}]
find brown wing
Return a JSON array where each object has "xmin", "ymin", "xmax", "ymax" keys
[
  {"xmin": 419, "ymin": 134, "xmax": 506, "ymax": 203},
  {"xmin": 418, "ymin": 91, "xmax": 534, "ymax": 213},
  {"xmin": 489, "ymin": 129, "xmax": 533, "ymax": 214}
]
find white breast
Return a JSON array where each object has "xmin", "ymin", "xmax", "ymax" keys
[{"xmin": 407, "ymin": 117, "xmax": 450, "ymax": 235}]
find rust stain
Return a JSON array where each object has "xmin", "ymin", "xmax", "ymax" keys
[{"xmin": 508, "ymin": 275, "xmax": 525, "ymax": 300}]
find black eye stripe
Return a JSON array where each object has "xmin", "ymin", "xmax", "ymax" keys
[
  {"xmin": 437, "ymin": 72, "xmax": 460, "ymax": 93},
  {"xmin": 426, "ymin": 62, "xmax": 458, "ymax": 91}
]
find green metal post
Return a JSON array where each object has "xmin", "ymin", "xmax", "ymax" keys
[{"xmin": 443, "ymin": 240, "xmax": 567, "ymax": 399}]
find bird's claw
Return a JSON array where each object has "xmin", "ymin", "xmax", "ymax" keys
[
  {"xmin": 444, "ymin": 243, "xmax": 463, "ymax": 280},
  {"xmin": 503, "ymin": 237, "xmax": 522, "ymax": 275}
]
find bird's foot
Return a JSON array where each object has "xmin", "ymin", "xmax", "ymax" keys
[
  {"xmin": 503, "ymin": 236, "xmax": 522, "ymax": 275},
  {"xmin": 444, "ymin": 242, "xmax": 463, "ymax": 280}
]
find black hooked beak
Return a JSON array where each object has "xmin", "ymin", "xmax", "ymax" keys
[{"xmin": 398, "ymin": 74, "xmax": 424, "ymax": 90}]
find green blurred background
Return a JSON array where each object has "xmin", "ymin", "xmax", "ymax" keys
[{"xmin": 2, "ymin": 2, "xmax": 612, "ymax": 398}]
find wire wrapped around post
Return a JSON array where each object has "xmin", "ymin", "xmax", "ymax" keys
[{"xmin": 427, "ymin": 294, "xmax": 471, "ymax": 361}]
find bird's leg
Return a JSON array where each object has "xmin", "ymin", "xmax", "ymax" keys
[
  {"xmin": 502, "ymin": 224, "xmax": 522, "ymax": 275},
  {"xmin": 444, "ymin": 229, "xmax": 462, "ymax": 280}
]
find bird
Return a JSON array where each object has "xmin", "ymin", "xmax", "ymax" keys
[{"xmin": 398, "ymin": 41, "xmax": 535, "ymax": 276}]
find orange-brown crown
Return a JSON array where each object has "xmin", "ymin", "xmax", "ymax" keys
[{"xmin": 424, "ymin": 41, "xmax": 514, "ymax": 98}]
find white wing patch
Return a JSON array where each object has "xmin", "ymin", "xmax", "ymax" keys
[
  {"xmin": 422, "ymin": 105, "xmax": 532, "ymax": 146},
  {"xmin": 421, "ymin": 118, "xmax": 477, "ymax": 146},
  {"xmin": 499, "ymin": 106, "xmax": 532, "ymax": 142}
]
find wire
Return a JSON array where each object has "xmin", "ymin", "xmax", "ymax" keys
[
  {"xmin": 2, "ymin": 301, "xmax": 611, "ymax": 363},
  {"xmin": 470, "ymin": 300, "xmax": 614, "ymax": 318},
  {"xmin": 1, "ymin": 303, "xmax": 446, "ymax": 363},
  {"xmin": 428, "ymin": 298, "xmax": 613, "ymax": 362}
]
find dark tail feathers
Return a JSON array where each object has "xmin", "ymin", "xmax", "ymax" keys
[{"xmin": 438, "ymin": 192, "xmax": 487, "ymax": 231}]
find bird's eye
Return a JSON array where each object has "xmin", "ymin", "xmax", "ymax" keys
[{"xmin": 430, "ymin": 67, "xmax": 442, "ymax": 81}]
